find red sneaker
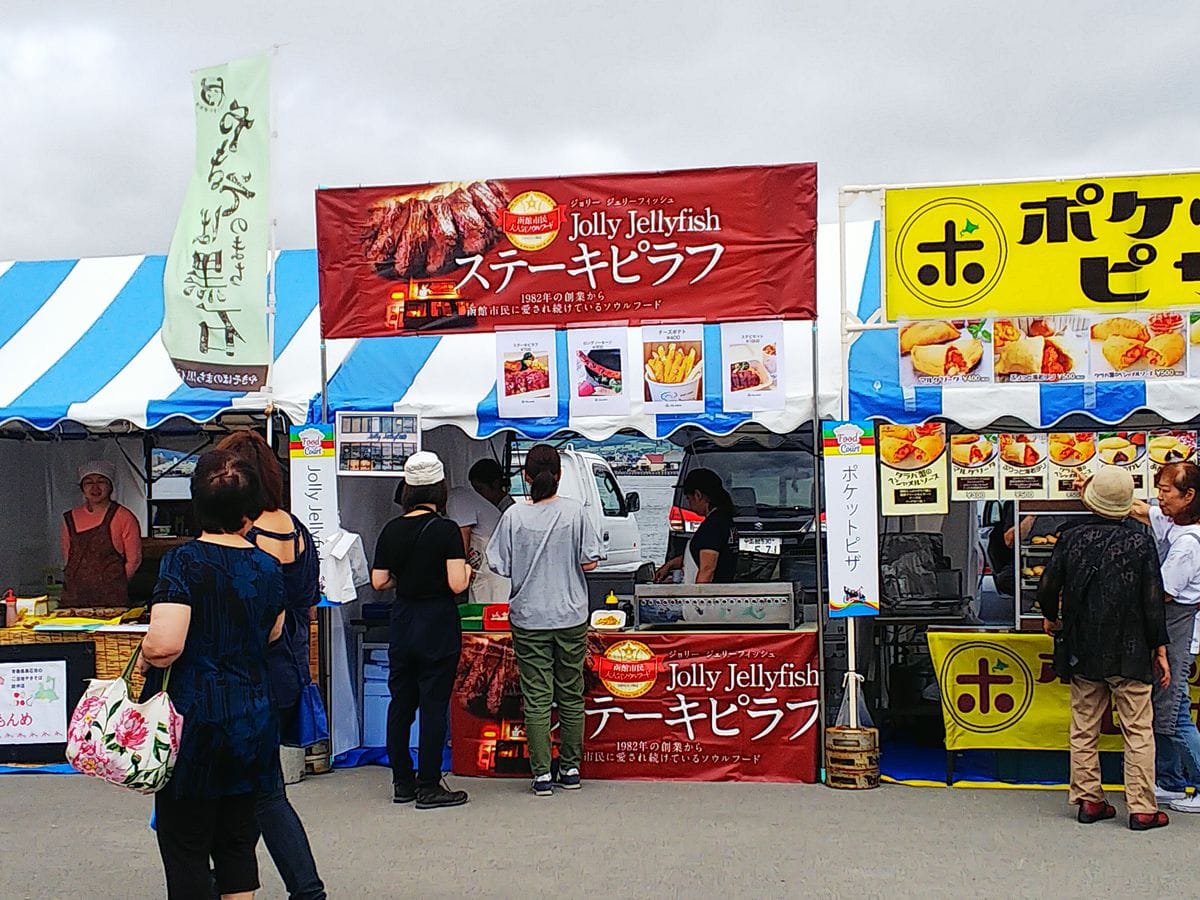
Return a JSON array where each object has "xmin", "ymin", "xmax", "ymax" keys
[{"xmin": 1076, "ymin": 800, "xmax": 1116, "ymax": 824}]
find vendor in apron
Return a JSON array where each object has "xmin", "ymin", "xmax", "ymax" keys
[
  {"xmin": 654, "ymin": 468, "xmax": 738, "ymax": 585},
  {"xmin": 447, "ymin": 459, "xmax": 514, "ymax": 604},
  {"xmin": 59, "ymin": 461, "xmax": 142, "ymax": 607}
]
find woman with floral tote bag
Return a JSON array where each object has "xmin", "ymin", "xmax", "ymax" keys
[{"xmin": 139, "ymin": 450, "xmax": 285, "ymax": 900}]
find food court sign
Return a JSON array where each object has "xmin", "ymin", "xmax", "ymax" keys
[{"xmin": 884, "ymin": 172, "xmax": 1200, "ymax": 321}]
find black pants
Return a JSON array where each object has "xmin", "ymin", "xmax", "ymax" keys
[
  {"xmin": 156, "ymin": 791, "xmax": 259, "ymax": 899},
  {"xmin": 387, "ymin": 643, "xmax": 459, "ymax": 787}
]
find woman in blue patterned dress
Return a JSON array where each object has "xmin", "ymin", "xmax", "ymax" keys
[{"xmin": 141, "ymin": 450, "xmax": 285, "ymax": 900}]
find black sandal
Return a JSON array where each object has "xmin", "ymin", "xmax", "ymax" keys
[{"xmin": 1129, "ymin": 811, "xmax": 1169, "ymax": 831}]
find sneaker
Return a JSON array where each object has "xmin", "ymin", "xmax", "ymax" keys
[
  {"xmin": 556, "ymin": 767, "xmax": 582, "ymax": 790},
  {"xmin": 1154, "ymin": 784, "xmax": 1187, "ymax": 802},
  {"xmin": 415, "ymin": 780, "xmax": 468, "ymax": 809},
  {"xmin": 1169, "ymin": 794, "xmax": 1200, "ymax": 813},
  {"xmin": 531, "ymin": 775, "xmax": 554, "ymax": 797},
  {"xmin": 393, "ymin": 779, "xmax": 417, "ymax": 804}
]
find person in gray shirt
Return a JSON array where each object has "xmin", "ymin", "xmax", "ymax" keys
[{"xmin": 487, "ymin": 444, "xmax": 602, "ymax": 796}]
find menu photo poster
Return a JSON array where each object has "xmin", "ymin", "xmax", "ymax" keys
[
  {"xmin": 949, "ymin": 433, "xmax": 999, "ymax": 501},
  {"xmin": 877, "ymin": 423, "xmax": 949, "ymax": 516},
  {"xmin": 642, "ymin": 323, "xmax": 705, "ymax": 415},
  {"xmin": 1047, "ymin": 432, "xmax": 1097, "ymax": 500},
  {"xmin": 1096, "ymin": 431, "xmax": 1149, "ymax": 497},
  {"xmin": 567, "ymin": 326, "xmax": 631, "ymax": 418},
  {"xmin": 998, "ymin": 433, "xmax": 1049, "ymax": 500},
  {"xmin": 898, "ymin": 319, "xmax": 992, "ymax": 388},
  {"xmin": 1089, "ymin": 313, "xmax": 1186, "ymax": 381},
  {"xmin": 721, "ymin": 321, "xmax": 784, "ymax": 413},
  {"xmin": 496, "ymin": 330, "xmax": 557, "ymax": 419},
  {"xmin": 1191, "ymin": 313, "xmax": 1200, "ymax": 376},
  {"xmin": 1147, "ymin": 430, "xmax": 1198, "ymax": 490}
]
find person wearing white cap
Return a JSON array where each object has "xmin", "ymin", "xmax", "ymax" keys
[
  {"xmin": 370, "ymin": 451, "xmax": 472, "ymax": 809},
  {"xmin": 60, "ymin": 460, "xmax": 142, "ymax": 607},
  {"xmin": 1038, "ymin": 464, "xmax": 1171, "ymax": 830}
]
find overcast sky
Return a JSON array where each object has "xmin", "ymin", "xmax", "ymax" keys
[{"xmin": 3, "ymin": 1, "xmax": 1198, "ymax": 260}]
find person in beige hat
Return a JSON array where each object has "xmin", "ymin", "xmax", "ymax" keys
[
  {"xmin": 60, "ymin": 460, "xmax": 142, "ymax": 607},
  {"xmin": 370, "ymin": 451, "xmax": 472, "ymax": 809},
  {"xmin": 1038, "ymin": 464, "xmax": 1171, "ymax": 829}
]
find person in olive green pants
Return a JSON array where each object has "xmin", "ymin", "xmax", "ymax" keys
[
  {"xmin": 510, "ymin": 622, "xmax": 589, "ymax": 779},
  {"xmin": 487, "ymin": 445, "xmax": 603, "ymax": 795}
]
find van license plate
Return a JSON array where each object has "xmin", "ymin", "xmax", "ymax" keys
[{"xmin": 739, "ymin": 536, "xmax": 782, "ymax": 555}]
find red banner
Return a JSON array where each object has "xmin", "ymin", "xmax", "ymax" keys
[
  {"xmin": 315, "ymin": 164, "xmax": 818, "ymax": 338},
  {"xmin": 450, "ymin": 630, "xmax": 820, "ymax": 783}
]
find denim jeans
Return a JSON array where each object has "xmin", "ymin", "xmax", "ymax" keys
[
  {"xmin": 1155, "ymin": 685, "xmax": 1200, "ymax": 791},
  {"xmin": 257, "ymin": 778, "xmax": 326, "ymax": 900}
]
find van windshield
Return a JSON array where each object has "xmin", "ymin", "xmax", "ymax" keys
[{"xmin": 687, "ymin": 450, "xmax": 815, "ymax": 517}]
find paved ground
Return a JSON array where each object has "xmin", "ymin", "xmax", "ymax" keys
[{"xmin": 2, "ymin": 769, "xmax": 1196, "ymax": 898}]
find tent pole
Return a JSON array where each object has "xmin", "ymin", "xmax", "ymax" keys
[
  {"xmin": 809, "ymin": 318, "xmax": 828, "ymax": 769},
  {"xmin": 319, "ymin": 340, "xmax": 329, "ymax": 424},
  {"xmin": 838, "ymin": 190, "xmax": 860, "ymax": 731}
]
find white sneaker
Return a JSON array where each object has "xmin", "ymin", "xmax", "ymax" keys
[
  {"xmin": 1155, "ymin": 784, "xmax": 1187, "ymax": 802},
  {"xmin": 1169, "ymin": 794, "xmax": 1200, "ymax": 813}
]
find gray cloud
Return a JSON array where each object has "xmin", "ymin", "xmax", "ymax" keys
[{"xmin": 3, "ymin": 0, "xmax": 1198, "ymax": 259}]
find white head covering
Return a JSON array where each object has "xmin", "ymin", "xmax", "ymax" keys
[
  {"xmin": 403, "ymin": 451, "xmax": 445, "ymax": 486},
  {"xmin": 78, "ymin": 460, "xmax": 117, "ymax": 486},
  {"xmin": 1082, "ymin": 465, "xmax": 1134, "ymax": 519}
]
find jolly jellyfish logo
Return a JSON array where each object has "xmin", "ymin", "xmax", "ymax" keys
[{"xmin": 940, "ymin": 641, "xmax": 1033, "ymax": 734}]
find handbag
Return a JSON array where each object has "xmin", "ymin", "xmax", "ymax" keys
[
  {"xmin": 65, "ymin": 643, "xmax": 181, "ymax": 794},
  {"xmin": 284, "ymin": 614, "xmax": 328, "ymax": 748},
  {"xmin": 295, "ymin": 682, "xmax": 329, "ymax": 748}
]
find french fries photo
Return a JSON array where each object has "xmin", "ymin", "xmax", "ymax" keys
[{"xmin": 646, "ymin": 343, "xmax": 700, "ymax": 385}]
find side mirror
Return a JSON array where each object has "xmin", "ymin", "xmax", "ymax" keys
[{"xmin": 625, "ymin": 491, "xmax": 641, "ymax": 513}]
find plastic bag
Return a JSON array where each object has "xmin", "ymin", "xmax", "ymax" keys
[{"xmin": 833, "ymin": 672, "xmax": 874, "ymax": 729}]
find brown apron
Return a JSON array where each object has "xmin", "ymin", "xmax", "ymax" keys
[{"xmin": 62, "ymin": 503, "xmax": 129, "ymax": 606}]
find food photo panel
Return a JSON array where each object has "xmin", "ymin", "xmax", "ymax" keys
[
  {"xmin": 949, "ymin": 433, "xmax": 999, "ymax": 501},
  {"xmin": 1047, "ymin": 432, "xmax": 1097, "ymax": 499},
  {"xmin": 998, "ymin": 433, "xmax": 1048, "ymax": 500},
  {"xmin": 496, "ymin": 330, "xmax": 557, "ymax": 419},
  {"xmin": 1089, "ymin": 313, "xmax": 1185, "ymax": 380},
  {"xmin": 641, "ymin": 323, "xmax": 704, "ymax": 415},
  {"xmin": 992, "ymin": 316, "xmax": 1086, "ymax": 383},
  {"xmin": 1147, "ymin": 430, "xmax": 1197, "ymax": 490},
  {"xmin": 1096, "ymin": 431, "xmax": 1149, "ymax": 495},
  {"xmin": 898, "ymin": 319, "xmax": 992, "ymax": 387},
  {"xmin": 720, "ymin": 321, "xmax": 784, "ymax": 412},
  {"xmin": 1190, "ymin": 313, "xmax": 1200, "ymax": 375},
  {"xmin": 567, "ymin": 326, "xmax": 631, "ymax": 418}
]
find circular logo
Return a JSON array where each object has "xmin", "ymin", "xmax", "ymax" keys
[
  {"xmin": 894, "ymin": 197, "xmax": 1007, "ymax": 311},
  {"xmin": 595, "ymin": 639, "xmax": 659, "ymax": 699},
  {"xmin": 503, "ymin": 190, "xmax": 562, "ymax": 252},
  {"xmin": 939, "ymin": 641, "xmax": 1033, "ymax": 734}
]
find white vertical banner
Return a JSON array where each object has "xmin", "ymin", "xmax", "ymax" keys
[
  {"xmin": 163, "ymin": 54, "xmax": 271, "ymax": 391},
  {"xmin": 821, "ymin": 421, "xmax": 881, "ymax": 618},
  {"xmin": 289, "ymin": 425, "xmax": 340, "ymax": 555}
]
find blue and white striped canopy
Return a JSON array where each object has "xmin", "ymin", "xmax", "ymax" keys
[
  {"xmin": 847, "ymin": 223, "xmax": 1200, "ymax": 429},
  {"xmin": 0, "ymin": 252, "xmax": 328, "ymax": 431}
]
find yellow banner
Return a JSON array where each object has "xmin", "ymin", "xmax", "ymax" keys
[
  {"xmin": 927, "ymin": 631, "xmax": 1200, "ymax": 752},
  {"xmin": 885, "ymin": 173, "xmax": 1200, "ymax": 320}
]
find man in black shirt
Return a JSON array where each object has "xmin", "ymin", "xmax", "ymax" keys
[{"xmin": 1036, "ymin": 465, "xmax": 1171, "ymax": 830}]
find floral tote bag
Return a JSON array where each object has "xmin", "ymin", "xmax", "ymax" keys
[{"xmin": 66, "ymin": 644, "xmax": 182, "ymax": 794}]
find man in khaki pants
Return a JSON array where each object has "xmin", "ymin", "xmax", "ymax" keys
[{"xmin": 1038, "ymin": 465, "xmax": 1171, "ymax": 830}]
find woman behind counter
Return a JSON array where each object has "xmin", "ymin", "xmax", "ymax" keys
[
  {"xmin": 654, "ymin": 468, "xmax": 737, "ymax": 585},
  {"xmin": 140, "ymin": 450, "xmax": 285, "ymax": 899},
  {"xmin": 61, "ymin": 460, "xmax": 142, "ymax": 606}
]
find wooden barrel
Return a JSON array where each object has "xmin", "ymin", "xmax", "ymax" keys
[{"xmin": 825, "ymin": 726, "xmax": 880, "ymax": 789}]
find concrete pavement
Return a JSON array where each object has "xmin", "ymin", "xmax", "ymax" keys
[{"xmin": 1, "ymin": 769, "xmax": 1195, "ymax": 898}]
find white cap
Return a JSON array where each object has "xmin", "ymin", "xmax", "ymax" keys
[
  {"xmin": 403, "ymin": 451, "xmax": 444, "ymax": 486},
  {"xmin": 78, "ymin": 460, "xmax": 116, "ymax": 486}
]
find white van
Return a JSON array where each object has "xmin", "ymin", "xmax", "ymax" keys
[{"xmin": 511, "ymin": 447, "xmax": 644, "ymax": 573}]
